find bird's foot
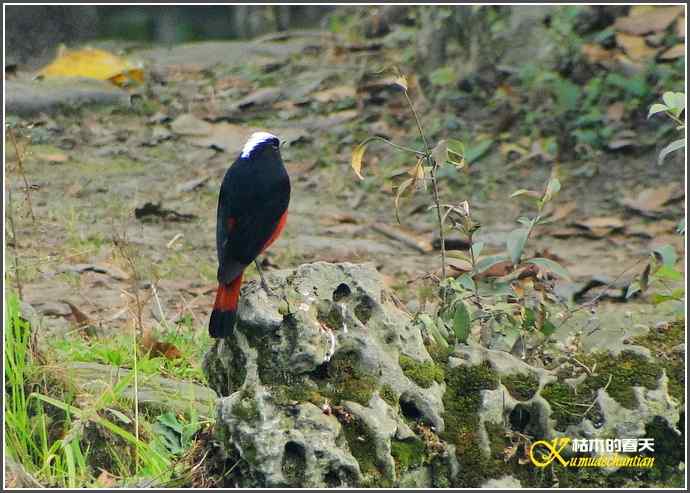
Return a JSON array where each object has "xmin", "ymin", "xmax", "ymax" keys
[
  {"xmin": 254, "ymin": 259, "xmax": 274, "ymax": 296},
  {"xmin": 259, "ymin": 277, "xmax": 274, "ymax": 296}
]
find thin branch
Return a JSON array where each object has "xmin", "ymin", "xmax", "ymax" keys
[
  {"xmin": 7, "ymin": 125, "xmax": 35, "ymax": 223},
  {"xmin": 402, "ymin": 88, "xmax": 447, "ymax": 287},
  {"xmin": 557, "ymin": 257, "xmax": 646, "ymax": 330},
  {"xmin": 578, "ymin": 374, "xmax": 612, "ymax": 418},
  {"xmin": 369, "ymin": 136, "xmax": 425, "ymax": 156},
  {"xmin": 6, "ymin": 186, "xmax": 23, "ymax": 298}
]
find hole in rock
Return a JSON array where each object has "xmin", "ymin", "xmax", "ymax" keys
[
  {"xmin": 333, "ymin": 283, "xmax": 352, "ymax": 302},
  {"xmin": 399, "ymin": 396, "xmax": 424, "ymax": 422},
  {"xmin": 282, "ymin": 441, "xmax": 306, "ymax": 486},
  {"xmin": 354, "ymin": 296, "xmax": 375, "ymax": 324},
  {"xmin": 509, "ymin": 404, "xmax": 531, "ymax": 433}
]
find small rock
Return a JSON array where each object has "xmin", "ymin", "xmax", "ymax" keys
[{"xmin": 481, "ymin": 475, "xmax": 523, "ymax": 488}]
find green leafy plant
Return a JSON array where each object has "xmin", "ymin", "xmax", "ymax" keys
[
  {"xmin": 351, "ymin": 70, "xmax": 570, "ymax": 353},
  {"xmin": 153, "ymin": 411, "xmax": 203, "ymax": 456},
  {"xmin": 4, "ymin": 293, "xmax": 188, "ymax": 486},
  {"xmin": 626, "ymin": 244, "xmax": 684, "ymax": 308},
  {"xmin": 648, "ymin": 91, "xmax": 685, "ymax": 165}
]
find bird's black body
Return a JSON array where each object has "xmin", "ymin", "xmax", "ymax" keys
[{"xmin": 209, "ymin": 134, "xmax": 290, "ymax": 338}]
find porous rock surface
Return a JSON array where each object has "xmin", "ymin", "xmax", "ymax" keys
[{"xmin": 203, "ymin": 262, "xmax": 684, "ymax": 488}]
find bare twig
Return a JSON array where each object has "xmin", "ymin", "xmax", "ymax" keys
[
  {"xmin": 7, "ymin": 125, "xmax": 35, "ymax": 223},
  {"xmin": 579, "ymin": 374, "xmax": 612, "ymax": 418},
  {"xmin": 569, "ymin": 356, "xmax": 593, "ymax": 376},
  {"xmin": 401, "ymin": 87, "xmax": 447, "ymax": 290},
  {"xmin": 6, "ymin": 186, "xmax": 23, "ymax": 298},
  {"xmin": 371, "ymin": 222, "xmax": 432, "ymax": 254},
  {"xmin": 557, "ymin": 257, "xmax": 646, "ymax": 330},
  {"xmin": 151, "ymin": 283, "xmax": 169, "ymax": 328}
]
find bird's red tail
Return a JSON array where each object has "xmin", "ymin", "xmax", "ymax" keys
[{"xmin": 209, "ymin": 274, "xmax": 243, "ymax": 338}]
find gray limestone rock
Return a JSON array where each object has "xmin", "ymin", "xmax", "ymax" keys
[{"xmin": 203, "ymin": 261, "xmax": 684, "ymax": 487}]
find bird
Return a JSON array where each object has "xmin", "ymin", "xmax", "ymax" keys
[{"xmin": 209, "ymin": 131, "xmax": 291, "ymax": 338}]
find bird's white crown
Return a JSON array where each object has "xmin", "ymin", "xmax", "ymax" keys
[{"xmin": 241, "ymin": 131, "xmax": 279, "ymax": 158}]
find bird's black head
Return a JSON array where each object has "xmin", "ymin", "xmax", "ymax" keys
[{"xmin": 240, "ymin": 131, "xmax": 281, "ymax": 161}]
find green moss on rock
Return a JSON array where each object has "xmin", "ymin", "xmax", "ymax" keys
[
  {"xmin": 233, "ymin": 389, "xmax": 260, "ymax": 422},
  {"xmin": 399, "ymin": 354, "xmax": 444, "ymax": 389},
  {"xmin": 502, "ymin": 373, "xmax": 540, "ymax": 401},
  {"xmin": 317, "ymin": 351, "xmax": 377, "ymax": 406},
  {"xmin": 541, "ymin": 382, "xmax": 583, "ymax": 431},
  {"xmin": 579, "ymin": 350, "xmax": 662, "ymax": 409},
  {"xmin": 426, "ymin": 343, "xmax": 453, "ymax": 365},
  {"xmin": 272, "ymin": 381, "xmax": 325, "ymax": 408},
  {"xmin": 390, "ymin": 438, "xmax": 426, "ymax": 473},
  {"xmin": 440, "ymin": 362, "xmax": 502, "ymax": 487},
  {"xmin": 631, "ymin": 320, "xmax": 685, "ymax": 404},
  {"xmin": 341, "ymin": 417, "xmax": 382, "ymax": 480},
  {"xmin": 379, "ymin": 384, "xmax": 399, "ymax": 409}
]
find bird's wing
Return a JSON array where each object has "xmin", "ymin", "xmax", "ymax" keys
[{"xmin": 217, "ymin": 179, "xmax": 290, "ymax": 284}]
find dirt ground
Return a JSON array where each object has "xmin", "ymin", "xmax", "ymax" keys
[{"xmin": 5, "ymin": 35, "xmax": 685, "ymax": 364}]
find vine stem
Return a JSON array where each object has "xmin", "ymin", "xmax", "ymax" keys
[{"xmin": 402, "ymin": 89, "xmax": 447, "ymax": 288}]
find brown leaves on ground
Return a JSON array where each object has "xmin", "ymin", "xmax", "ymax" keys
[
  {"xmin": 581, "ymin": 6, "xmax": 684, "ymax": 70},
  {"xmin": 573, "ymin": 217, "xmax": 625, "ymax": 238},
  {"xmin": 620, "ymin": 184, "xmax": 683, "ymax": 217},
  {"xmin": 169, "ymin": 113, "xmax": 307, "ymax": 154},
  {"xmin": 615, "ymin": 33, "xmax": 659, "ymax": 62},
  {"xmin": 614, "ymin": 6, "xmax": 684, "ymax": 36},
  {"xmin": 35, "ymin": 151, "xmax": 69, "ymax": 164},
  {"xmin": 311, "ymin": 85, "xmax": 356, "ymax": 103},
  {"xmin": 371, "ymin": 222, "xmax": 433, "ymax": 254}
]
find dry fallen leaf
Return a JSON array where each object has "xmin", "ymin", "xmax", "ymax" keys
[
  {"xmin": 545, "ymin": 201, "xmax": 577, "ymax": 222},
  {"xmin": 96, "ymin": 470, "xmax": 117, "ymax": 488},
  {"xmin": 64, "ymin": 301, "xmax": 91, "ymax": 327},
  {"xmin": 447, "ymin": 257, "xmax": 473, "ymax": 273},
  {"xmin": 142, "ymin": 331, "xmax": 183, "ymax": 360},
  {"xmin": 312, "ymin": 85, "xmax": 356, "ymax": 103},
  {"xmin": 627, "ymin": 219, "xmax": 679, "ymax": 238},
  {"xmin": 615, "ymin": 33, "xmax": 658, "ymax": 61},
  {"xmin": 547, "ymin": 226, "xmax": 582, "ymax": 238},
  {"xmin": 170, "ymin": 114, "xmax": 213, "ymax": 136},
  {"xmin": 581, "ymin": 43, "xmax": 616, "ymax": 64},
  {"xmin": 371, "ymin": 222, "xmax": 433, "ymax": 253},
  {"xmin": 232, "ymin": 87, "xmax": 282, "ymax": 110},
  {"xmin": 660, "ymin": 44, "xmax": 685, "ymax": 60},
  {"xmin": 39, "ymin": 46, "xmax": 144, "ymax": 87},
  {"xmin": 36, "ymin": 152, "xmax": 68, "ymax": 163},
  {"xmin": 606, "ymin": 102, "xmax": 625, "ymax": 122},
  {"xmin": 182, "ymin": 122, "xmax": 305, "ymax": 154},
  {"xmin": 479, "ymin": 260, "xmax": 513, "ymax": 278},
  {"xmin": 620, "ymin": 184, "xmax": 680, "ymax": 216},
  {"xmin": 573, "ymin": 216, "xmax": 625, "ymax": 238},
  {"xmin": 576, "ymin": 217, "xmax": 625, "ymax": 229},
  {"xmin": 607, "ymin": 129, "xmax": 638, "ymax": 150},
  {"xmin": 628, "ymin": 6, "xmax": 656, "ymax": 16},
  {"xmin": 351, "ymin": 142, "xmax": 367, "ymax": 180},
  {"xmin": 614, "ymin": 6, "xmax": 683, "ymax": 35}
]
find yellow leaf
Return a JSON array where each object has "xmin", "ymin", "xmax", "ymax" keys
[
  {"xmin": 395, "ymin": 177, "xmax": 415, "ymax": 224},
  {"xmin": 408, "ymin": 157, "xmax": 425, "ymax": 180},
  {"xmin": 615, "ymin": 33, "xmax": 658, "ymax": 62},
  {"xmin": 39, "ymin": 47, "xmax": 144, "ymax": 87},
  {"xmin": 351, "ymin": 142, "xmax": 368, "ymax": 180},
  {"xmin": 394, "ymin": 75, "xmax": 408, "ymax": 91}
]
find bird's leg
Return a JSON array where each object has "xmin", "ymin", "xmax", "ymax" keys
[{"xmin": 254, "ymin": 259, "xmax": 273, "ymax": 295}]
